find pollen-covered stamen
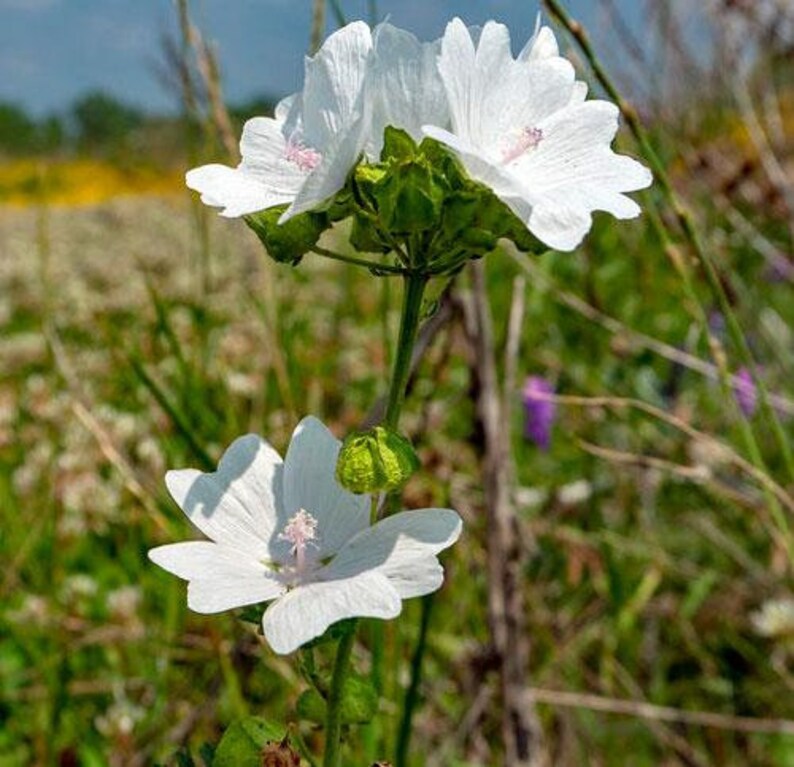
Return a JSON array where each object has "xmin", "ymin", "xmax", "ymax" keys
[
  {"xmin": 501, "ymin": 126, "xmax": 544, "ymax": 165},
  {"xmin": 284, "ymin": 138, "xmax": 322, "ymax": 172},
  {"xmin": 278, "ymin": 509, "xmax": 319, "ymax": 574}
]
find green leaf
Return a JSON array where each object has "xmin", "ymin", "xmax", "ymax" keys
[
  {"xmin": 244, "ymin": 206, "xmax": 329, "ymax": 266},
  {"xmin": 213, "ymin": 717, "xmax": 285, "ymax": 767},
  {"xmin": 296, "ymin": 675, "xmax": 378, "ymax": 725},
  {"xmin": 380, "ymin": 126, "xmax": 417, "ymax": 162}
]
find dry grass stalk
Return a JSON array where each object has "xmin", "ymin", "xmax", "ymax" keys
[
  {"xmin": 530, "ymin": 686, "xmax": 794, "ymax": 736},
  {"xmin": 464, "ymin": 262, "xmax": 548, "ymax": 767}
]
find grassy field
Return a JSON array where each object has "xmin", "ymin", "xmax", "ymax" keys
[{"xmin": 3, "ymin": 3, "xmax": 794, "ymax": 766}]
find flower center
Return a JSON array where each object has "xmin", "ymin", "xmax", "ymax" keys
[
  {"xmin": 278, "ymin": 509, "xmax": 319, "ymax": 575},
  {"xmin": 501, "ymin": 126, "xmax": 544, "ymax": 165},
  {"xmin": 284, "ymin": 138, "xmax": 322, "ymax": 172}
]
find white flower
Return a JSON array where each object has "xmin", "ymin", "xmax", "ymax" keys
[
  {"xmin": 423, "ymin": 18, "xmax": 652, "ymax": 252},
  {"xmin": 186, "ymin": 21, "xmax": 373, "ymax": 222},
  {"xmin": 186, "ymin": 22, "xmax": 450, "ymax": 223},
  {"xmin": 148, "ymin": 416, "xmax": 462, "ymax": 654},
  {"xmin": 752, "ymin": 598, "xmax": 794, "ymax": 639},
  {"xmin": 366, "ymin": 23, "xmax": 449, "ymax": 159}
]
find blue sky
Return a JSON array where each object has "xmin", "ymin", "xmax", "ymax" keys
[{"xmin": 0, "ymin": 0, "xmax": 648, "ymax": 116}]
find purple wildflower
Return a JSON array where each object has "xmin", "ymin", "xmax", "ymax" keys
[
  {"xmin": 707, "ymin": 311, "xmax": 725, "ymax": 337},
  {"xmin": 523, "ymin": 376, "xmax": 556, "ymax": 450},
  {"xmin": 733, "ymin": 367, "xmax": 757, "ymax": 418}
]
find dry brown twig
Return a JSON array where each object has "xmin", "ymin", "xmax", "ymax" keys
[
  {"xmin": 530, "ymin": 686, "xmax": 794, "ymax": 736},
  {"xmin": 462, "ymin": 263, "xmax": 548, "ymax": 767},
  {"xmin": 44, "ymin": 322, "xmax": 169, "ymax": 531},
  {"xmin": 510, "ymin": 248, "xmax": 794, "ymax": 416},
  {"xmin": 176, "ymin": 0, "xmax": 238, "ymax": 161},
  {"xmin": 548, "ymin": 392, "xmax": 794, "ymax": 519}
]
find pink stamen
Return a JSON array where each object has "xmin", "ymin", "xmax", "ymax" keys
[
  {"xmin": 284, "ymin": 139, "xmax": 322, "ymax": 172},
  {"xmin": 501, "ymin": 126, "xmax": 544, "ymax": 165},
  {"xmin": 279, "ymin": 509, "xmax": 319, "ymax": 574}
]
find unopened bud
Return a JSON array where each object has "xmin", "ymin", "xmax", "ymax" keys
[{"xmin": 336, "ymin": 426, "xmax": 420, "ymax": 494}]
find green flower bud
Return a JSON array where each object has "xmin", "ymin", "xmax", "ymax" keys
[{"xmin": 336, "ymin": 426, "xmax": 420, "ymax": 494}]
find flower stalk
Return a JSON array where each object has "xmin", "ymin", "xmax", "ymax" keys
[
  {"xmin": 322, "ymin": 267, "xmax": 430, "ymax": 765},
  {"xmin": 385, "ymin": 271, "xmax": 428, "ymax": 430},
  {"xmin": 323, "ymin": 626, "xmax": 357, "ymax": 767}
]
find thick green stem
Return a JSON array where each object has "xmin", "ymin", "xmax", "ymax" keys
[
  {"xmin": 395, "ymin": 594, "xmax": 434, "ymax": 767},
  {"xmin": 322, "ymin": 269, "xmax": 428, "ymax": 766},
  {"xmin": 385, "ymin": 272, "xmax": 428, "ymax": 429},
  {"xmin": 323, "ymin": 625, "xmax": 357, "ymax": 767}
]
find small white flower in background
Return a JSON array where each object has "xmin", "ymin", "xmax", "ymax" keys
[
  {"xmin": 424, "ymin": 18, "xmax": 652, "ymax": 251},
  {"xmin": 752, "ymin": 598, "xmax": 794, "ymax": 640},
  {"xmin": 149, "ymin": 416, "xmax": 462, "ymax": 655},
  {"xmin": 187, "ymin": 22, "xmax": 373, "ymax": 221}
]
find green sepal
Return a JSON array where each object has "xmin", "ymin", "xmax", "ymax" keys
[
  {"xmin": 336, "ymin": 426, "xmax": 420, "ymax": 494},
  {"xmin": 352, "ymin": 163, "xmax": 388, "ymax": 214},
  {"xmin": 296, "ymin": 674, "xmax": 378, "ymax": 725},
  {"xmin": 373, "ymin": 160, "xmax": 445, "ymax": 234},
  {"xmin": 213, "ymin": 717, "xmax": 285, "ymax": 767},
  {"xmin": 244, "ymin": 205, "xmax": 329, "ymax": 266},
  {"xmin": 349, "ymin": 212, "xmax": 390, "ymax": 254},
  {"xmin": 459, "ymin": 227, "xmax": 499, "ymax": 255},
  {"xmin": 380, "ymin": 126, "xmax": 417, "ymax": 162},
  {"xmin": 418, "ymin": 136, "xmax": 468, "ymax": 188}
]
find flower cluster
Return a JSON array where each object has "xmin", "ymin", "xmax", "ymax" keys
[{"xmin": 188, "ymin": 17, "xmax": 651, "ymax": 254}]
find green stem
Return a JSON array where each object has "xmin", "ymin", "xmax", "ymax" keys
[
  {"xmin": 323, "ymin": 624, "xmax": 357, "ymax": 767},
  {"xmin": 311, "ymin": 246, "xmax": 407, "ymax": 275},
  {"xmin": 384, "ymin": 272, "xmax": 428, "ymax": 429},
  {"xmin": 322, "ymin": 269, "xmax": 428, "ymax": 766},
  {"xmin": 395, "ymin": 594, "xmax": 434, "ymax": 767}
]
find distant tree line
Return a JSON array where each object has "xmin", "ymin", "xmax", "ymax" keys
[{"xmin": 0, "ymin": 91, "xmax": 275, "ymax": 158}]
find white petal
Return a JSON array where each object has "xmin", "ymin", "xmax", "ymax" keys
[
  {"xmin": 367, "ymin": 23, "xmax": 449, "ymax": 158},
  {"xmin": 525, "ymin": 202, "xmax": 593, "ymax": 251},
  {"xmin": 508, "ymin": 100, "xmax": 651, "ymax": 249},
  {"xmin": 149, "ymin": 541, "xmax": 285, "ymax": 613},
  {"xmin": 262, "ymin": 571, "xmax": 401, "ymax": 654},
  {"xmin": 165, "ymin": 434, "xmax": 284, "ymax": 559},
  {"xmin": 495, "ymin": 58, "xmax": 576, "ymax": 141},
  {"xmin": 455, "ymin": 20, "xmax": 520, "ymax": 145},
  {"xmin": 570, "ymin": 80, "xmax": 588, "ymax": 104},
  {"xmin": 281, "ymin": 117, "xmax": 366, "ymax": 220},
  {"xmin": 186, "ymin": 165, "xmax": 280, "ymax": 218},
  {"xmin": 280, "ymin": 417, "xmax": 370, "ymax": 558},
  {"xmin": 275, "ymin": 93, "xmax": 298, "ymax": 122},
  {"xmin": 238, "ymin": 117, "xmax": 311, "ymax": 196},
  {"xmin": 438, "ymin": 18, "xmax": 478, "ymax": 140},
  {"xmin": 422, "ymin": 125, "xmax": 526, "ymax": 200},
  {"xmin": 301, "ymin": 21, "xmax": 372, "ymax": 151},
  {"xmin": 323, "ymin": 509, "xmax": 462, "ymax": 599},
  {"xmin": 518, "ymin": 25, "xmax": 560, "ymax": 61},
  {"xmin": 439, "ymin": 18, "xmax": 575, "ymax": 151}
]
